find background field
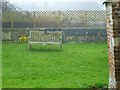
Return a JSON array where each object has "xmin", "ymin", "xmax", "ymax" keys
[{"xmin": 2, "ymin": 42, "xmax": 108, "ymax": 88}]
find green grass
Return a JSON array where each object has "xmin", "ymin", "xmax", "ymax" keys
[{"xmin": 2, "ymin": 42, "xmax": 109, "ymax": 88}]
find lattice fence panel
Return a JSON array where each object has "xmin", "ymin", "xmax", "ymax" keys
[
  {"xmin": 35, "ymin": 11, "xmax": 60, "ymax": 28},
  {"xmin": 13, "ymin": 11, "xmax": 33, "ymax": 22},
  {"xmin": 86, "ymin": 10, "xmax": 106, "ymax": 29},
  {"xmin": 2, "ymin": 10, "xmax": 106, "ymax": 29},
  {"xmin": 2, "ymin": 11, "xmax": 13, "ymax": 22}
]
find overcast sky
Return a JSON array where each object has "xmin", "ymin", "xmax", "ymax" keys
[
  {"xmin": 8, "ymin": 0, "xmax": 105, "ymax": 3},
  {"xmin": 7, "ymin": 0, "xmax": 106, "ymax": 11}
]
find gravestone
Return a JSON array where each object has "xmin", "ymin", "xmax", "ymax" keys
[{"xmin": 2, "ymin": 31, "xmax": 11, "ymax": 41}]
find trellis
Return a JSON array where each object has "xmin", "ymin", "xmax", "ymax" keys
[{"xmin": 2, "ymin": 10, "xmax": 106, "ymax": 29}]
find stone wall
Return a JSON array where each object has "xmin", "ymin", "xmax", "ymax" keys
[
  {"xmin": 2, "ymin": 28, "xmax": 107, "ymax": 42},
  {"xmin": 105, "ymin": 1, "xmax": 120, "ymax": 88}
]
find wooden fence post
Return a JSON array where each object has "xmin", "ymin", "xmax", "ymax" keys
[
  {"xmin": 11, "ymin": 11, "xmax": 14, "ymax": 42},
  {"xmin": 33, "ymin": 11, "xmax": 36, "ymax": 28}
]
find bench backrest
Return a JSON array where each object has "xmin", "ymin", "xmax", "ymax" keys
[{"xmin": 28, "ymin": 30, "xmax": 62, "ymax": 44}]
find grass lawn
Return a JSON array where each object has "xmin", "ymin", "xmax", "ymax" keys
[{"xmin": 2, "ymin": 42, "xmax": 109, "ymax": 88}]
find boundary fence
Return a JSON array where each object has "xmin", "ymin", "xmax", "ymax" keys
[{"xmin": 2, "ymin": 10, "xmax": 107, "ymax": 42}]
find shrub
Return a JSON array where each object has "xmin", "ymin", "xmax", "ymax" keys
[{"xmin": 19, "ymin": 36, "xmax": 28, "ymax": 42}]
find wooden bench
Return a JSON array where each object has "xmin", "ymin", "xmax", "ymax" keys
[{"xmin": 28, "ymin": 29, "xmax": 62, "ymax": 50}]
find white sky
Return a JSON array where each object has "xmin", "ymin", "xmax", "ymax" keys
[
  {"xmin": 8, "ymin": 0, "xmax": 105, "ymax": 3},
  {"xmin": 7, "ymin": 0, "xmax": 106, "ymax": 11}
]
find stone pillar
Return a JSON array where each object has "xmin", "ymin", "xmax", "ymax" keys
[{"xmin": 104, "ymin": 0, "xmax": 120, "ymax": 88}]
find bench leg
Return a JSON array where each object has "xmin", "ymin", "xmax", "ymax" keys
[
  {"xmin": 60, "ymin": 44, "xmax": 62, "ymax": 50},
  {"xmin": 28, "ymin": 44, "xmax": 31, "ymax": 50}
]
